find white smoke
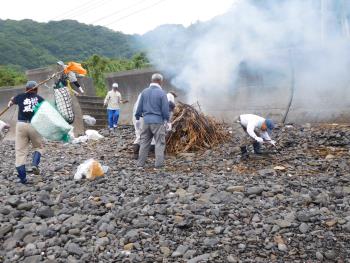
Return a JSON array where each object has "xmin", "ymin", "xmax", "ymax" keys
[{"xmin": 143, "ymin": 0, "xmax": 350, "ymax": 121}]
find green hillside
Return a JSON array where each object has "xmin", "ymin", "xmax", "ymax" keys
[{"xmin": 0, "ymin": 19, "xmax": 142, "ymax": 69}]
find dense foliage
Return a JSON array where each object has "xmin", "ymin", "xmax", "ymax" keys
[
  {"xmin": 82, "ymin": 53, "xmax": 150, "ymax": 96},
  {"xmin": 0, "ymin": 19, "xmax": 142, "ymax": 69},
  {"xmin": 0, "ymin": 66, "xmax": 27, "ymax": 87}
]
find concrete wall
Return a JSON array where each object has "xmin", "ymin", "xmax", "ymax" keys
[
  {"xmin": 106, "ymin": 68, "xmax": 185, "ymax": 124},
  {"xmin": 106, "ymin": 67, "xmax": 291, "ymax": 124},
  {"xmin": 106, "ymin": 64, "xmax": 350, "ymax": 124}
]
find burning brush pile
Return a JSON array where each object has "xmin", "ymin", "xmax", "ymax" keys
[{"xmin": 166, "ymin": 102, "xmax": 230, "ymax": 154}]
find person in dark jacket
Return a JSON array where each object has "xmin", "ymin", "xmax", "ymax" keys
[
  {"xmin": 135, "ymin": 73, "xmax": 170, "ymax": 168},
  {"xmin": 8, "ymin": 81, "xmax": 45, "ymax": 184}
]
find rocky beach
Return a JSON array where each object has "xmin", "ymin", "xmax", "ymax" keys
[{"xmin": 1, "ymin": 124, "xmax": 350, "ymax": 262}]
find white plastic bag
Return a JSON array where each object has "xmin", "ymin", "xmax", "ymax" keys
[
  {"xmin": 83, "ymin": 115, "xmax": 96, "ymax": 126},
  {"xmin": 0, "ymin": 120, "xmax": 10, "ymax": 140},
  {"xmin": 31, "ymin": 101, "xmax": 72, "ymax": 142},
  {"xmin": 72, "ymin": 135, "xmax": 89, "ymax": 144},
  {"xmin": 85, "ymin": 130, "xmax": 104, "ymax": 140},
  {"xmin": 74, "ymin": 159, "xmax": 107, "ymax": 180}
]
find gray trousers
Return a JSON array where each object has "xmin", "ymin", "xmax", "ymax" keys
[{"xmin": 137, "ymin": 123, "xmax": 166, "ymax": 167}]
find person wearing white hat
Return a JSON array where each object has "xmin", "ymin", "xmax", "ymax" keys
[{"xmin": 104, "ymin": 82, "xmax": 123, "ymax": 132}]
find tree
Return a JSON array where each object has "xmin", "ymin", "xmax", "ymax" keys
[
  {"xmin": 82, "ymin": 53, "xmax": 150, "ymax": 96},
  {"xmin": 0, "ymin": 19, "xmax": 142, "ymax": 69},
  {"xmin": 0, "ymin": 66, "xmax": 27, "ymax": 87}
]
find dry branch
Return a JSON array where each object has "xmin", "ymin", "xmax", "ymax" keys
[{"xmin": 166, "ymin": 102, "xmax": 230, "ymax": 154}]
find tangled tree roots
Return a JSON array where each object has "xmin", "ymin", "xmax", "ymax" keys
[{"xmin": 166, "ymin": 102, "xmax": 230, "ymax": 154}]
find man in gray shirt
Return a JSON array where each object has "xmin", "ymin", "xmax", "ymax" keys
[{"xmin": 135, "ymin": 73, "xmax": 170, "ymax": 168}]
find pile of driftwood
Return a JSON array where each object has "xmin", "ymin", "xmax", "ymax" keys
[{"xmin": 166, "ymin": 102, "xmax": 230, "ymax": 154}]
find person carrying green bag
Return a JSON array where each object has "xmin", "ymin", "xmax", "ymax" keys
[{"xmin": 8, "ymin": 81, "xmax": 45, "ymax": 184}]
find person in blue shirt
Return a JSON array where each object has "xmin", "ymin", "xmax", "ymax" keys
[
  {"xmin": 135, "ymin": 73, "xmax": 170, "ymax": 168},
  {"xmin": 8, "ymin": 81, "xmax": 45, "ymax": 184}
]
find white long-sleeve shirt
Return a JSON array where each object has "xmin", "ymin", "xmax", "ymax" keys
[
  {"xmin": 239, "ymin": 114, "xmax": 271, "ymax": 141},
  {"xmin": 104, "ymin": 90, "xmax": 122, "ymax": 110}
]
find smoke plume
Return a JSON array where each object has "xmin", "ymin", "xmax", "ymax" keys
[{"xmin": 143, "ymin": 0, "xmax": 350, "ymax": 122}]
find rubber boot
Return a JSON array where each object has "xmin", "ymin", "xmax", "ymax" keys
[
  {"xmin": 16, "ymin": 165, "xmax": 27, "ymax": 184},
  {"xmin": 149, "ymin": 144, "xmax": 155, "ymax": 157},
  {"xmin": 240, "ymin": 146, "xmax": 249, "ymax": 159},
  {"xmin": 32, "ymin": 151, "xmax": 41, "ymax": 175},
  {"xmin": 133, "ymin": 144, "xmax": 140, "ymax": 160},
  {"xmin": 253, "ymin": 141, "xmax": 263, "ymax": 154}
]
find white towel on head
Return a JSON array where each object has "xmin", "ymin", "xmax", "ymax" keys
[{"xmin": 167, "ymin": 93, "xmax": 175, "ymax": 104}]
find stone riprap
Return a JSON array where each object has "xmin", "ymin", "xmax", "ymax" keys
[{"xmin": 0, "ymin": 124, "xmax": 349, "ymax": 262}]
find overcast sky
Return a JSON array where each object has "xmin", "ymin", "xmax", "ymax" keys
[{"xmin": 0, "ymin": 0, "xmax": 236, "ymax": 34}]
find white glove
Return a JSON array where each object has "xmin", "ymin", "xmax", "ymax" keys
[
  {"xmin": 256, "ymin": 137, "xmax": 264, "ymax": 143},
  {"xmin": 166, "ymin": 122, "xmax": 172, "ymax": 132},
  {"xmin": 268, "ymin": 140, "xmax": 276, "ymax": 146},
  {"xmin": 135, "ymin": 120, "xmax": 142, "ymax": 130},
  {"xmin": 7, "ymin": 100, "xmax": 13, "ymax": 108},
  {"xmin": 79, "ymin": 87, "xmax": 85, "ymax": 93}
]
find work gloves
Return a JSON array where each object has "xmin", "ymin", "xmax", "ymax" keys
[
  {"xmin": 166, "ymin": 122, "xmax": 172, "ymax": 132},
  {"xmin": 256, "ymin": 137, "xmax": 276, "ymax": 146},
  {"xmin": 7, "ymin": 99, "xmax": 14, "ymax": 108},
  {"xmin": 268, "ymin": 140, "xmax": 276, "ymax": 146}
]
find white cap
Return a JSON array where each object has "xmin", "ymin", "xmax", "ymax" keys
[{"xmin": 112, "ymin": 83, "xmax": 118, "ymax": 88}]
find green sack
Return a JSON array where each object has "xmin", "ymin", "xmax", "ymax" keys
[{"xmin": 31, "ymin": 101, "xmax": 72, "ymax": 142}]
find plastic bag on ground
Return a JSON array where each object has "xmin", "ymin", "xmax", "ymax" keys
[
  {"xmin": 85, "ymin": 130, "xmax": 104, "ymax": 140},
  {"xmin": 74, "ymin": 159, "xmax": 107, "ymax": 180},
  {"xmin": 0, "ymin": 120, "xmax": 10, "ymax": 140},
  {"xmin": 31, "ymin": 101, "xmax": 72, "ymax": 142},
  {"xmin": 72, "ymin": 135, "xmax": 89, "ymax": 144},
  {"xmin": 83, "ymin": 115, "xmax": 96, "ymax": 126}
]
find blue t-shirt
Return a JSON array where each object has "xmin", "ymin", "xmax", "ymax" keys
[{"xmin": 13, "ymin": 93, "xmax": 44, "ymax": 121}]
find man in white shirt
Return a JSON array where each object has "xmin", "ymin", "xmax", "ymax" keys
[
  {"xmin": 104, "ymin": 83, "xmax": 123, "ymax": 132},
  {"xmin": 236, "ymin": 114, "xmax": 276, "ymax": 159}
]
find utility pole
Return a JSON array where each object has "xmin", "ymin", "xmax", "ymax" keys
[
  {"xmin": 320, "ymin": 0, "xmax": 325, "ymax": 43},
  {"xmin": 341, "ymin": 0, "xmax": 350, "ymax": 38}
]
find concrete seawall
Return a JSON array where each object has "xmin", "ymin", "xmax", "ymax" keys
[{"xmin": 106, "ymin": 66, "xmax": 350, "ymax": 124}]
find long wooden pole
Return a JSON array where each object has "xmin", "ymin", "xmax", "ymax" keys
[{"xmin": 0, "ymin": 70, "xmax": 63, "ymax": 118}]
